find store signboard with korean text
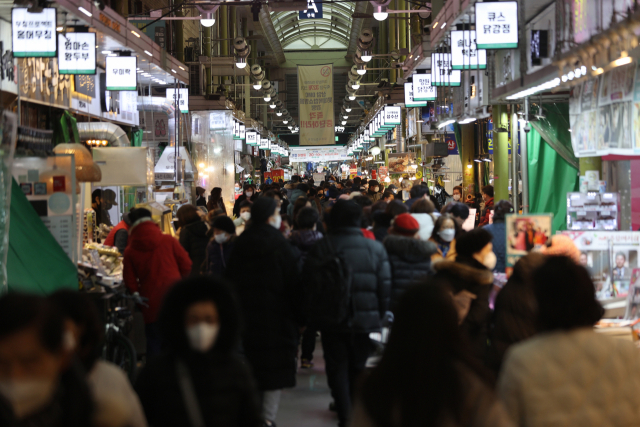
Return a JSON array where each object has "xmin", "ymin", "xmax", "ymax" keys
[
  {"xmin": 105, "ymin": 56, "xmax": 136, "ymax": 91},
  {"xmin": 58, "ymin": 33, "xmax": 96, "ymax": 75},
  {"xmin": 475, "ymin": 1, "xmax": 518, "ymax": 49},
  {"xmin": 12, "ymin": 8, "xmax": 56, "ymax": 57},
  {"xmin": 384, "ymin": 107, "xmax": 401, "ymax": 127},
  {"xmin": 413, "ymin": 73, "xmax": 437, "ymax": 101},
  {"xmin": 166, "ymin": 88, "xmax": 189, "ymax": 113},
  {"xmin": 431, "ymin": 53, "xmax": 461, "ymax": 86},
  {"xmin": 246, "ymin": 131, "xmax": 258, "ymax": 146},
  {"xmin": 299, "ymin": 0, "xmax": 323, "ymax": 19},
  {"xmin": 404, "ymin": 83, "xmax": 427, "ymax": 107},
  {"xmin": 451, "ymin": 31, "xmax": 487, "ymax": 70}
]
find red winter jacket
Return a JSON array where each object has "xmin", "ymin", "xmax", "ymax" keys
[
  {"xmin": 104, "ymin": 220, "xmax": 129, "ymax": 247},
  {"xmin": 123, "ymin": 220, "xmax": 192, "ymax": 324},
  {"xmin": 479, "ymin": 197, "xmax": 494, "ymax": 227}
]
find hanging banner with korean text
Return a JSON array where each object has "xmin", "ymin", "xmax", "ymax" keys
[
  {"xmin": 105, "ymin": 56, "xmax": 137, "ymax": 91},
  {"xmin": 12, "ymin": 8, "xmax": 57, "ymax": 57},
  {"xmin": 412, "ymin": 73, "xmax": 437, "ymax": 101},
  {"xmin": 404, "ymin": 83, "xmax": 427, "ymax": 107},
  {"xmin": 298, "ymin": 64, "xmax": 335, "ymax": 145},
  {"xmin": 431, "ymin": 53, "xmax": 461, "ymax": 86},
  {"xmin": 451, "ymin": 30, "xmax": 487, "ymax": 70},
  {"xmin": 475, "ymin": 1, "xmax": 518, "ymax": 49},
  {"xmin": 58, "ymin": 33, "xmax": 96, "ymax": 75},
  {"xmin": 166, "ymin": 88, "xmax": 189, "ymax": 113}
]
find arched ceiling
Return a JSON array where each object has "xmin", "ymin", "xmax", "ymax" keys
[{"xmin": 270, "ymin": 2, "xmax": 356, "ymax": 50}]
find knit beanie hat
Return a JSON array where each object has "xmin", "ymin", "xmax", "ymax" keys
[
  {"xmin": 212, "ymin": 216, "xmax": 236, "ymax": 235},
  {"xmin": 251, "ymin": 197, "xmax": 278, "ymax": 225},
  {"xmin": 540, "ymin": 235, "xmax": 581, "ymax": 263},
  {"xmin": 455, "ymin": 228, "xmax": 493, "ymax": 258},
  {"xmin": 392, "ymin": 213, "xmax": 420, "ymax": 237}
]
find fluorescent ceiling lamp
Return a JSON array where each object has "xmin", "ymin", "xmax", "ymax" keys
[
  {"xmin": 131, "ymin": 30, "xmax": 141, "ymax": 38},
  {"xmin": 56, "ymin": 26, "xmax": 63, "ymax": 32},
  {"xmin": 433, "ymin": 22, "xmax": 439, "ymax": 28},
  {"xmin": 144, "ymin": 50, "xmax": 153, "ymax": 57},
  {"xmin": 171, "ymin": 69, "xmax": 177, "ymax": 73},
  {"xmin": 179, "ymin": 66, "xmax": 185, "ymax": 70},
  {"xmin": 613, "ymin": 56, "xmax": 633, "ymax": 67},
  {"xmin": 78, "ymin": 6, "xmax": 92, "ymax": 17},
  {"xmin": 345, "ymin": 108, "xmax": 352, "ymax": 112},
  {"xmin": 437, "ymin": 119, "xmax": 456, "ymax": 128},
  {"xmin": 441, "ymin": 22, "xmax": 447, "ymax": 29}
]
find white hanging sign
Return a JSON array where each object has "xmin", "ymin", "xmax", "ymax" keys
[
  {"xmin": 404, "ymin": 82, "xmax": 427, "ymax": 107},
  {"xmin": 259, "ymin": 138, "xmax": 269, "ymax": 149},
  {"xmin": 246, "ymin": 131, "xmax": 258, "ymax": 145},
  {"xmin": 412, "ymin": 73, "xmax": 437, "ymax": 101},
  {"xmin": 166, "ymin": 88, "xmax": 189, "ymax": 113},
  {"xmin": 451, "ymin": 30, "xmax": 487, "ymax": 70},
  {"xmin": 475, "ymin": 1, "xmax": 519, "ymax": 49},
  {"xmin": 57, "ymin": 32, "xmax": 96, "ymax": 75},
  {"xmin": 12, "ymin": 8, "xmax": 57, "ymax": 58},
  {"xmin": 105, "ymin": 56, "xmax": 137, "ymax": 91},
  {"xmin": 384, "ymin": 106, "xmax": 402, "ymax": 125},
  {"xmin": 431, "ymin": 53, "xmax": 461, "ymax": 86},
  {"xmin": 239, "ymin": 124, "xmax": 246, "ymax": 139}
]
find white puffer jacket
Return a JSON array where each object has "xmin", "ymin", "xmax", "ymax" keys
[{"xmin": 498, "ymin": 328, "xmax": 640, "ymax": 427}]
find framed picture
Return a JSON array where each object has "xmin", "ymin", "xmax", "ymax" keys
[{"xmin": 505, "ymin": 214, "xmax": 553, "ymax": 270}]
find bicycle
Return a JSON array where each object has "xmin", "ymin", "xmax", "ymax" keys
[{"xmin": 98, "ymin": 282, "xmax": 148, "ymax": 383}]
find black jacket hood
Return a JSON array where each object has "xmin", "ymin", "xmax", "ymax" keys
[{"xmin": 383, "ymin": 235, "xmax": 436, "ymax": 262}]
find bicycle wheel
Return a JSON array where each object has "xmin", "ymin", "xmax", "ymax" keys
[{"xmin": 107, "ymin": 334, "xmax": 138, "ymax": 383}]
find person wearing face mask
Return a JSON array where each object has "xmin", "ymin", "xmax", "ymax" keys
[
  {"xmin": 205, "ymin": 216, "xmax": 237, "ymax": 277},
  {"xmin": 452, "ymin": 186, "xmax": 463, "ymax": 202},
  {"xmin": 49, "ymin": 290, "xmax": 147, "ymax": 427},
  {"xmin": 433, "ymin": 228, "xmax": 496, "ymax": 361},
  {"xmin": 206, "ymin": 188, "xmax": 227, "ymax": 216},
  {"xmin": 135, "ymin": 277, "xmax": 262, "ymax": 427},
  {"xmin": 478, "ymin": 185, "xmax": 495, "ymax": 227},
  {"xmin": 429, "ymin": 214, "xmax": 460, "ymax": 263},
  {"xmin": 233, "ymin": 184, "xmax": 258, "ymax": 218},
  {"xmin": 483, "ymin": 200, "xmax": 513, "ymax": 274},
  {"xmin": 225, "ymin": 197, "xmax": 301, "ymax": 426},
  {"xmin": 0, "ymin": 294, "xmax": 95, "ymax": 427},
  {"xmin": 234, "ymin": 201, "xmax": 253, "ymax": 236},
  {"xmin": 366, "ymin": 180, "xmax": 382, "ymax": 203}
]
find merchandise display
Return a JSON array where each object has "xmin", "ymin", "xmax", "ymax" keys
[{"xmin": 567, "ymin": 192, "xmax": 620, "ymax": 230}]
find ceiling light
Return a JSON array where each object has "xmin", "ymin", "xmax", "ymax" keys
[
  {"xmin": 561, "ymin": 74, "xmax": 568, "ymax": 82},
  {"xmin": 373, "ymin": 8, "xmax": 388, "ymax": 21},
  {"xmin": 56, "ymin": 26, "xmax": 63, "ymax": 32},
  {"xmin": 264, "ymin": 95, "xmax": 271, "ymax": 102},
  {"xmin": 437, "ymin": 119, "xmax": 455, "ymax": 128},
  {"xmin": 235, "ymin": 57, "xmax": 247, "ymax": 68},
  {"xmin": 352, "ymin": 83, "xmax": 360, "ymax": 90},
  {"xmin": 580, "ymin": 65, "xmax": 587, "ymax": 75},
  {"xmin": 349, "ymin": 95, "xmax": 356, "ymax": 100},
  {"xmin": 276, "ymin": 111, "xmax": 283, "ymax": 117},
  {"xmin": 441, "ymin": 22, "xmax": 447, "ymax": 29},
  {"xmin": 131, "ymin": 30, "xmax": 141, "ymax": 38},
  {"xmin": 253, "ymin": 84, "xmax": 262, "ymax": 90},
  {"xmin": 137, "ymin": 70, "xmax": 143, "ymax": 73},
  {"xmin": 357, "ymin": 68, "xmax": 367, "ymax": 75},
  {"xmin": 78, "ymin": 6, "xmax": 92, "ymax": 17},
  {"xmin": 283, "ymin": 120, "xmax": 288, "ymax": 124},
  {"xmin": 343, "ymin": 115, "xmax": 348, "ymax": 119},
  {"xmin": 346, "ymin": 108, "xmax": 352, "ymax": 112},
  {"xmin": 342, "ymin": 121, "xmax": 347, "ymax": 125},
  {"xmin": 269, "ymin": 103, "xmax": 276, "ymax": 109},
  {"xmin": 467, "ymin": 164, "xmax": 473, "ymax": 169},
  {"xmin": 200, "ymin": 12, "xmax": 215, "ymax": 27},
  {"xmin": 288, "ymin": 126, "xmax": 293, "ymax": 129},
  {"xmin": 613, "ymin": 56, "xmax": 633, "ymax": 67},
  {"xmin": 361, "ymin": 52, "xmax": 372, "ymax": 62},
  {"xmin": 371, "ymin": 146, "xmax": 381, "ymax": 155},
  {"xmin": 433, "ymin": 22, "xmax": 439, "ymax": 28},
  {"xmin": 172, "ymin": 69, "xmax": 177, "ymax": 73},
  {"xmin": 567, "ymin": 71, "xmax": 575, "ymax": 80},
  {"xmin": 594, "ymin": 68, "xmax": 604, "ymax": 75},
  {"xmin": 144, "ymin": 50, "xmax": 152, "ymax": 57},
  {"xmin": 179, "ymin": 66, "xmax": 185, "ymax": 70}
]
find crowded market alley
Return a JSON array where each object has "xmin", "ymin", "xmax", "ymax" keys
[{"xmin": 2, "ymin": 0, "xmax": 640, "ymax": 426}]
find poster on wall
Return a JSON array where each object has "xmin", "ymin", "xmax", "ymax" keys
[
  {"xmin": 505, "ymin": 214, "xmax": 553, "ymax": 270},
  {"xmin": 298, "ymin": 64, "xmax": 335, "ymax": 145}
]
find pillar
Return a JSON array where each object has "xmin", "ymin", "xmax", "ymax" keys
[
  {"xmin": 219, "ymin": 5, "xmax": 229, "ymax": 90},
  {"xmin": 204, "ymin": 24, "xmax": 212, "ymax": 94},
  {"xmin": 244, "ymin": 22, "xmax": 251, "ymax": 117},
  {"xmin": 492, "ymin": 105, "xmax": 510, "ymax": 202},
  {"xmin": 511, "ymin": 111, "xmax": 519, "ymax": 213},
  {"xmin": 398, "ymin": 0, "xmax": 407, "ymax": 63},
  {"xmin": 378, "ymin": 19, "xmax": 387, "ymax": 83},
  {"xmin": 389, "ymin": 0, "xmax": 397, "ymax": 84},
  {"xmin": 174, "ymin": 0, "xmax": 185, "ymax": 63},
  {"xmin": 460, "ymin": 123, "xmax": 475, "ymax": 197}
]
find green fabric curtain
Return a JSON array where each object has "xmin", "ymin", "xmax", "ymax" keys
[
  {"xmin": 527, "ymin": 127, "xmax": 579, "ymax": 233},
  {"xmin": 7, "ymin": 178, "xmax": 77, "ymax": 295}
]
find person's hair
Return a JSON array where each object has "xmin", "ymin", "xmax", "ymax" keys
[
  {"xmin": 328, "ymin": 199, "xmax": 363, "ymax": 229},
  {"xmin": 158, "ymin": 276, "xmax": 240, "ymax": 355},
  {"xmin": 48, "ymin": 290, "xmax": 104, "ymax": 371},
  {"xmin": 243, "ymin": 184, "xmax": 254, "ymax": 192},
  {"xmin": 281, "ymin": 214, "xmax": 292, "ymax": 227},
  {"xmin": 386, "ymin": 200, "xmax": 409, "ymax": 218},
  {"xmin": 259, "ymin": 184, "xmax": 267, "ymax": 192},
  {"xmin": 0, "ymin": 293, "xmax": 65, "ymax": 354},
  {"xmin": 493, "ymin": 200, "xmax": 513, "ymax": 222},
  {"xmin": 296, "ymin": 207, "xmax": 319, "ymax": 230},
  {"xmin": 371, "ymin": 200, "xmax": 388, "ymax": 215},
  {"xmin": 262, "ymin": 190, "xmax": 282, "ymax": 201},
  {"xmin": 534, "ymin": 256, "xmax": 604, "ymax": 332},
  {"xmin": 353, "ymin": 177, "xmax": 362, "ymax": 185},
  {"xmin": 250, "ymin": 197, "xmax": 278, "ymax": 225},
  {"xmin": 129, "ymin": 208, "xmax": 152, "ymax": 223},
  {"xmin": 307, "ymin": 187, "xmax": 318, "ymax": 197},
  {"xmin": 431, "ymin": 213, "xmax": 461, "ymax": 243},
  {"xmin": 291, "ymin": 175, "xmax": 300, "ymax": 183},
  {"xmin": 91, "ymin": 189, "xmax": 102, "ymax": 203},
  {"xmin": 453, "ymin": 186, "xmax": 462, "ymax": 194},
  {"xmin": 239, "ymin": 200, "xmax": 252, "ymax": 211},
  {"xmin": 176, "ymin": 204, "xmax": 202, "ymax": 228},
  {"xmin": 293, "ymin": 197, "xmax": 311, "ymax": 222},
  {"xmin": 296, "ymin": 183, "xmax": 310, "ymax": 193},
  {"xmin": 361, "ymin": 282, "xmax": 489, "ymax": 427},
  {"xmin": 353, "ymin": 195, "xmax": 373, "ymax": 208},
  {"xmin": 207, "ymin": 187, "xmax": 223, "ymax": 211},
  {"xmin": 410, "ymin": 184, "xmax": 430, "ymax": 199},
  {"xmin": 429, "ymin": 195, "xmax": 441, "ymax": 212},
  {"xmin": 411, "ymin": 198, "xmax": 435, "ymax": 214},
  {"xmin": 616, "ymin": 252, "xmax": 627, "ymax": 261},
  {"xmin": 196, "ymin": 187, "xmax": 206, "ymax": 196},
  {"xmin": 345, "ymin": 179, "xmax": 353, "ymax": 187},
  {"xmin": 482, "ymin": 185, "xmax": 494, "ymax": 198},
  {"xmin": 382, "ymin": 190, "xmax": 395, "ymax": 200}
]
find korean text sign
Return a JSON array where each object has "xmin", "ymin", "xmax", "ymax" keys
[
  {"xmin": 298, "ymin": 64, "xmax": 335, "ymax": 145},
  {"xmin": 404, "ymin": 83, "xmax": 427, "ymax": 107},
  {"xmin": 105, "ymin": 56, "xmax": 137, "ymax": 91},
  {"xmin": 12, "ymin": 8, "xmax": 56, "ymax": 57},
  {"xmin": 412, "ymin": 73, "xmax": 437, "ymax": 101},
  {"xmin": 299, "ymin": 0, "xmax": 323, "ymax": 19},
  {"xmin": 431, "ymin": 53, "xmax": 461, "ymax": 86},
  {"xmin": 451, "ymin": 30, "xmax": 487, "ymax": 70},
  {"xmin": 475, "ymin": 1, "xmax": 518, "ymax": 49},
  {"xmin": 166, "ymin": 88, "xmax": 189, "ymax": 113},
  {"xmin": 58, "ymin": 33, "xmax": 96, "ymax": 75}
]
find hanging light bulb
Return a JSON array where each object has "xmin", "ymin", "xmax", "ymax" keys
[
  {"xmin": 345, "ymin": 108, "xmax": 352, "ymax": 112},
  {"xmin": 373, "ymin": 5, "xmax": 388, "ymax": 21},
  {"xmin": 283, "ymin": 120, "xmax": 288, "ymax": 124},
  {"xmin": 269, "ymin": 103, "xmax": 276, "ymax": 109},
  {"xmin": 276, "ymin": 110, "xmax": 283, "ymax": 117},
  {"xmin": 349, "ymin": 95, "xmax": 356, "ymax": 100},
  {"xmin": 264, "ymin": 94, "xmax": 271, "ymax": 102},
  {"xmin": 200, "ymin": 12, "xmax": 215, "ymax": 27}
]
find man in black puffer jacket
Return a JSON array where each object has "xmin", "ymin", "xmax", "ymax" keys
[
  {"xmin": 383, "ymin": 213, "xmax": 436, "ymax": 312},
  {"xmin": 306, "ymin": 200, "xmax": 391, "ymax": 427}
]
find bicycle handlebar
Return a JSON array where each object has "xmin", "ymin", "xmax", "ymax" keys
[{"xmin": 97, "ymin": 282, "xmax": 149, "ymax": 307}]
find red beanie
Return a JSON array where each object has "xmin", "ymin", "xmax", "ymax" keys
[{"xmin": 392, "ymin": 213, "xmax": 420, "ymax": 236}]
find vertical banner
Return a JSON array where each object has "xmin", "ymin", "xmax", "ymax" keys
[{"xmin": 298, "ymin": 64, "xmax": 335, "ymax": 145}]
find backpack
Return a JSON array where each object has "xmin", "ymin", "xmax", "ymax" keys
[{"xmin": 303, "ymin": 236, "xmax": 353, "ymax": 328}]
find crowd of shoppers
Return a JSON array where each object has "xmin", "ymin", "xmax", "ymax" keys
[{"xmin": 3, "ymin": 175, "xmax": 640, "ymax": 427}]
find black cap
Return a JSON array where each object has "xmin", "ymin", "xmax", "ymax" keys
[
  {"xmin": 455, "ymin": 228, "xmax": 493, "ymax": 258},
  {"xmin": 213, "ymin": 216, "xmax": 236, "ymax": 235}
]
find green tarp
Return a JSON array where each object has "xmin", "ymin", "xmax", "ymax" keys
[
  {"xmin": 7, "ymin": 178, "xmax": 77, "ymax": 295},
  {"xmin": 527, "ymin": 127, "xmax": 579, "ymax": 233}
]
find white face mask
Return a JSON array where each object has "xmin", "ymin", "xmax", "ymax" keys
[
  {"xmin": 245, "ymin": 191, "xmax": 253, "ymax": 197},
  {"xmin": 186, "ymin": 323, "xmax": 220, "ymax": 353},
  {"xmin": 453, "ymin": 194, "xmax": 461, "ymax": 201},
  {"xmin": 214, "ymin": 232, "xmax": 228, "ymax": 244},
  {"xmin": 270, "ymin": 214, "xmax": 282, "ymax": 230},
  {"xmin": 240, "ymin": 212, "xmax": 251, "ymax": 222},
  {"xmin": 483, "ymin": 251, "xmax": 497, "ymax": 270},
  {"xmin": 0, "ymin": 378, "xmax": 57, "ymax": 419},
  {"xmin": 373, "ymin": 187, "xmax": 379, "ymax": 192},
  {"xmin": 235, "ymin": 187, "xmax": 241, "ymax": 193},
  {"xmin": 438, "ymin": 228, "xmax": 455, "ymax": 242}
]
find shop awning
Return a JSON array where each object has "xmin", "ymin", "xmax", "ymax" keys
[{"xmin": 7, "ymin": 178, "xmax": 77, "ymax": 295}]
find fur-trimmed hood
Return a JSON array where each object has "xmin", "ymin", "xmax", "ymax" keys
[
  {"xmin": 433, "ymin": 260, "xmax": 494, "ymax": 286},
  {"xmin": 384, "ymin": 235, "xmax": 437, "ymax": 262}
]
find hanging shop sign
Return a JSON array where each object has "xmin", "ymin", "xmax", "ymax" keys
[
  {"xmin": 450, "ymin": 31, "xmax": 487, "ymax": 70},
  {"xmin": 412, "ymin": 73, "xmax": 437, "ymax": 101},
  {"xmin": 57, "ymin": 32, "xmax": 96, "ymax": 75},
  {"xmin": 12, "ymin": 8, "xmax": 57, "ymax": 58},
  {"xmin": 289, "ymin": 146, "xmax": 349, "ymax": 162},
  {"xmin": 299, "ymin": 0, "xmax": 323, "ymax": 19},
  {"xmin": 475, "ymin": 1, "xmax": 519, "ymax": 49},
  {"xmin": 385, "ymin": 106, "xmax": 402, "ymax": 126},
  {"xmin": 431, "ymin": 53, "xmax": 461, "ymax": 86},
  {"xmin": 166, "ymin": 88, "xmax": 189, "ymax": 113},
  {"xmin": 404, "ymin": 83, "xmax": 427, "ymax": 107},
  {"xmin": 233, "ymin": 121, "xmax": 240, "ymax": 139},
  {"xmin": 105, "ymin": 56, "xmax": 136, "ymax": 91},
  {"xmin": 298, "ymin": 63, "xmax": 335, "ymax": 145},
  {"xmin": 259, "ymin": 138, "xmax": 269, "ymax": 150},
  {"xmin": 246, "ymin": 131, "xmax": 258, "ymax": 146},
  {"xmin": 239, "ymin": 124, "xmax": 245, "ymax": 139}
]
